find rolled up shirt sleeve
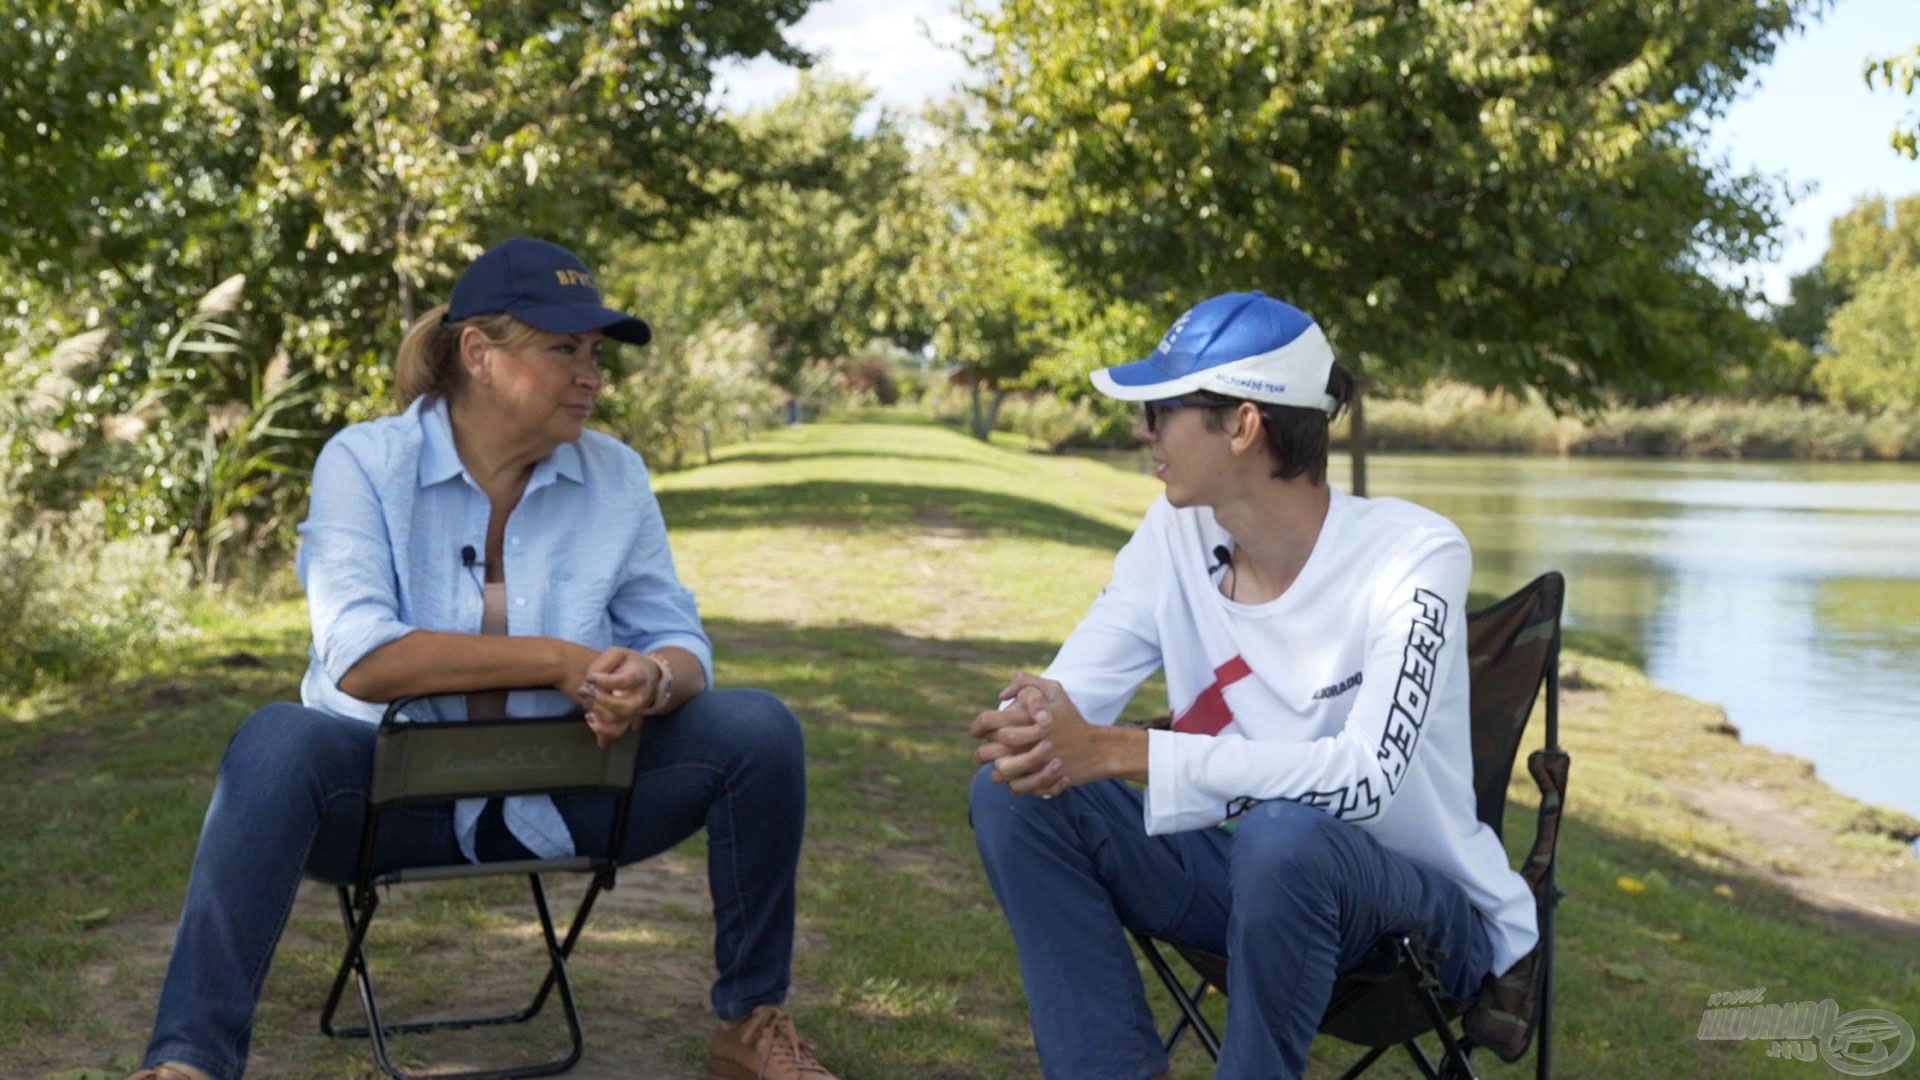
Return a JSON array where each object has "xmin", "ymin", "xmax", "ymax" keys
[
  {"xmin": 297, "ymin": 435, "xmax": 414, "ymax": 690},
  {"xmin": 609, "ymin": 470, "xmax": 713, "ymax": 685},
  {"xmin": 1143, "ymin": 528, "xmax": 1472, "ymax": 834}
]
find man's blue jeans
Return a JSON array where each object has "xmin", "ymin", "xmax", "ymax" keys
[
  {"xmin": 969, "ymin": 766, "xmax": 1494, "ymax": 1079},
  {"xmin": 143, "ymin": 689, "xmax": 807, "ymax": 1080}
]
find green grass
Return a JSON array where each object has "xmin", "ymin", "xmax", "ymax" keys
[{"xmin": 5, "ymin": 419, "xmax": 1918, "ymax": 1079}]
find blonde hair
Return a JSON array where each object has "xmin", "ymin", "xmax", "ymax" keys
[{"xmin": 394, "ymin": 304, "xmax": 548, "ymax": 408}]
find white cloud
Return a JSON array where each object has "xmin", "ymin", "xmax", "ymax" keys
[{"xmin": 714, "ymin": 0, "xmax": 978, "ymax": 115}]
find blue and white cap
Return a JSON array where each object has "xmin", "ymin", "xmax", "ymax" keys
[{"xmin": 1091, "ymin": 291, "xmax": 1337, "ymax": 413}]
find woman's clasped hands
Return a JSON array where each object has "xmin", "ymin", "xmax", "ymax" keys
[{"xmin": 557, "ymin": 645, "xmax": 668, "ymax": 747}]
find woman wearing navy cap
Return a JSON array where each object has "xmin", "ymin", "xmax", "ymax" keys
[{"xmin": 130, "ymin": 238, "xmax": 837, "ymax": 1080}]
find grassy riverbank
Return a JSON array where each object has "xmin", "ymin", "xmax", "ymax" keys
[
  {"xmin": 1360, "ymin": 385, "xmax": 1920, "ymax": 461},
  {"xmin": 4, "ymin": 418, "xmax": 1917, "ymax": 1079},
  {"xmin": 921, "ymin": 384, "xmax": 1920, "ymax": 461}
]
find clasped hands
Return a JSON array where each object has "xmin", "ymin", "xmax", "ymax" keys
[
  {"xmin": 557, "ymin": 645, "xmax": 666, "ymax": 748},
  {"xmin": 971, "ymin": 672, "xmax": 1107, "ymax": 798}
]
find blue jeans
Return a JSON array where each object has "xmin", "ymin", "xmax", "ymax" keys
[
  {"xmin": 143, "ymin": 689, "xmax": 807, "ymax": 1080},
  {"xmin": 969, "ymin": 767, "xmax": 1493, "ymax": 1080}
]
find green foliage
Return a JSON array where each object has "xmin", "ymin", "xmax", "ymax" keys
[
  {"xmin": 1821, "ymin": 194, "xmax": 1920, "ymax": 289},
  {"xmin": 1777, "ymin": 194, "xmax": 1920, "ymax": 412},
  {"xmin": 1769, "ymin": 265, "xmax": 1847, "ymax": 351},
  {"xmin": 1866, "ymin": 44, "xmax": 1920, "ymax": 159},
  {"xmin": 966, "ymin": 0, "xmax": 1809, "ymax": 405},
  {"xmin": 0, "ymin": 0, "xmax": 819, "ymax": 554},
  {"xmin": 0, "ymin": 2, "xmax": 166, "ymax": 269},
  {"xmin": 3, "ymin": 0, "xmax": 815, "ymax": 415},
  {"xmin": 598, "ymin": 321, "xmax": 786, "ymax": 471},
  {"xmin": 1, "ymin": 277, "xmax": 320, "ymax": 581},
  {"xmin": 1724, "ymin": 335, "xmax": 1819, "ymax": 401},
  {"xmin": 1363, "ymin": 384, "xmax": 1920, "ymax": 459},
  {"xmin": 994, "ymin": 394, "xmax": 1097, "ymax": 451},
  {"xmin": 1819, "ymin": 265, "xmax": 1920, "ymax": 412},
  {"xmin": 892, "ymin": 108, "xmax": 1094, "ymax": 437},
  {"xmin": 0, "ymin": 488, "xmax": 193, "ymax": 695},
  {"xmin": 1366, "ymin": 384, "xmax": 1584, "ymax": 454},
  {"xmin": 608, "ymin": 75, "xmax": 922, "ymax": 386}
]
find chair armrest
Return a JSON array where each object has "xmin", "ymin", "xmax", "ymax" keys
[
  {"xmin": 382, "ymin": 687, "xmax": 577, "ymax": 726},
  {"xmin": 1462, "ymin": 746, "xmax": 1570, "ymax": 1063}
]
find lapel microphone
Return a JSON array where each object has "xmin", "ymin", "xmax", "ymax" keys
[
  {"xmin": 460, "ymin": 545, "xmax": 484, "ymax": 568},
  {"xmin": 1209, "ymin": 544, "xmax": 1233, "ymax": 575}
]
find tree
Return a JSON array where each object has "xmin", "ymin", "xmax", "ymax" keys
[
  {"xmin": 965, "ymin": 0, "xmax": 1813, "ymax": 491},
  {"xmin": 2, "ymin": 0, "xmax": 815, "ymax": 413},
  {"xmin": 1772, "ymin": 193, "xmax": 1920, "ymax": 353},
  {"xmin": 892, "ymin": 114, "xmax": 1091, "ymax": 439},
  {"xmin": 1765, "ymin": 193, "xmax": 1920, "ymax": 414},
  {"xmin": 606, "ymin": 75, "xmax": 921, "ymax": 386},
  {"xmin": 0, "ymin": 2, "xmax": 168, "ymax": 271},
  {"xmin": 1771, "ymin": 265, "xmax": 1849, "ymax": 350},
  {"xmin": 1867, "ymin": 45, "xmax": 1920, "ymax": 158},
  {"xmin": 1820, "ymin": 266, "xmax": 1920, "ymax": 411},
  {"xmin": 0, "ymin": 0, "xmax": 817, "ymax": 551}
]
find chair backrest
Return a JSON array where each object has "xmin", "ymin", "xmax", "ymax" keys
[
  {"xmin": 1464, "ymin": 572, "xmax": 1565, "ymax": 839},
  {"xmin": 369, "ymin": 711, "xmax": 641, "ymax": 806},
  {"xmin": 335, "ymin": 692, "xmax": 644, "ymax": 892}
]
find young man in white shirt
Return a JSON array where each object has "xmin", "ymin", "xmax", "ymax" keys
[{"xmin": 968, "ymin": 291, "xmax": 1536, "ymax": 1079}]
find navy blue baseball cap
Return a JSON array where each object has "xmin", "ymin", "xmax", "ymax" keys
[
  {"xmin": 1092, "ymin": 291, "xmax": 1336, "ymax": 413},
  {"xmin": 445, "ymin": 237, "xmax": 652, "ymax": 345}
]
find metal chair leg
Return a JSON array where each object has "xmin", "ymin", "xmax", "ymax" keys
[
  {"xmin": 1133, "ymin": 932, "xmax": 1222, "ymax": 1060},
  {"xmin": 320, "ymin": 874, "xmax": 603, "ymax": 1080}
]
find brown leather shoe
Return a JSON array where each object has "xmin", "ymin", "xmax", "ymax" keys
[{"xmin": 706, "ymin": 1004, "xmax": 838, "ymax": 1080}]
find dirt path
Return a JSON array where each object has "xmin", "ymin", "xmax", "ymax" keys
[
  {"xmin": 21, "ymin": 851, "xmax": 756, "ymax": 1080},
  {"xmin": 1686, "ymin": 778, "xmax": 1920, "ymax": 941}
]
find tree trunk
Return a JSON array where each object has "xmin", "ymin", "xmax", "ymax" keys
[
  {"xmin": 1348, "ymin": 388, "xmax": 1368, "ymax": 497},
  {"xmin": 985, "ymin": 388, "xmax": 1008, "ymax": 434},
  {"xmin": 968, "ymin": 378, "xmax": 1010, "ymax": 440}
]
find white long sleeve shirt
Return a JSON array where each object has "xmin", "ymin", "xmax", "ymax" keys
[{"xmin": 1042, "ymin": 489, "xmax": 1538, "ymax": 974}]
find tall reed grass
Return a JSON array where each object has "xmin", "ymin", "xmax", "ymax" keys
[{"xmin": 1362, "ymin": 385, "xmax": 1920, "ymax": 460}]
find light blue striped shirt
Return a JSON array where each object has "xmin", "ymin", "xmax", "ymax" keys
[{"xmin": 296, "ymin": 394, "xmax": 713, "ymax": 862}]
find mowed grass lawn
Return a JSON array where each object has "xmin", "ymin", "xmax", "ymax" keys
[{"xmin": 3, "ymin": 417, "xmax": 1916, "ymax": 1079}]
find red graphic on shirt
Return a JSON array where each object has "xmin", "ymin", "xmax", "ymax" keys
[{"xmin": 1171, "ymin": 656, "xmax": 1252, "ymax": 736}]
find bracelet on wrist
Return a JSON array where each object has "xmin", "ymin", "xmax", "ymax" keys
[{"xmin": 641, "ymin": 651, "xmax": 674, "ymax": 714}]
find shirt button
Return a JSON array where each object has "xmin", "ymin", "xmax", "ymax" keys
[
  {"xmin": 511, "ymin": 536, "xmax": 522, "ymax": 546},
  {"xmin": 515, "ymin": 597, "xmax": 526, "ymax": 607}
]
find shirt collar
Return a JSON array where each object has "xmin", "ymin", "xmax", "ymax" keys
[{"xmin": 415, "ymin": 394, "xmax": 585, "ymax": 489}]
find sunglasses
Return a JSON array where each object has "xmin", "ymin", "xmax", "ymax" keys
[{"xmin": 1142, "ymin": 394, "xmax": 1231, "ymax": 433}]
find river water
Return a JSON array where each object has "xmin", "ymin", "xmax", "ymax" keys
[
  {"xmin": 1361, "ymin": 454, "xmax": 1920, "ymax": 821},
  {"xmin": 1113, "ymin": 450, "xmax": 1920, "ymax": 820}
]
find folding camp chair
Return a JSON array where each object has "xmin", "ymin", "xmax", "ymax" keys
[
  {"xmin": 1132, "ymin": 571, "xmax": 1569, "ymax": 1079},
  {"xmin": 316, "ymin": 690, "xmax": 642, "ymax": 1080}
]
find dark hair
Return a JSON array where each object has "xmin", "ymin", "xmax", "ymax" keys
[{"xmin": 1197, "ymin": 362, "xmax": 1360, "ymax": 485}]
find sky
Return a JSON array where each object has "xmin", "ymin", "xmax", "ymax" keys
[{"xmin": 715, "ymin": 0, "xmax": 1920, "ymax": 303}]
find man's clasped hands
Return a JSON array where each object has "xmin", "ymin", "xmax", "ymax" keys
[{"xmin": 971, "ymin": 672, "xmax": 1126, "ymax": 799}]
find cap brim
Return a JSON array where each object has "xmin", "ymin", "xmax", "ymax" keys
[
  {"xmin": 1089, "ymin": 355, "xmax": 1206, "ymax": 401},
  {"xmin": 515, "ymin": 302, "xmax": 653, "ymax": 346}
]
